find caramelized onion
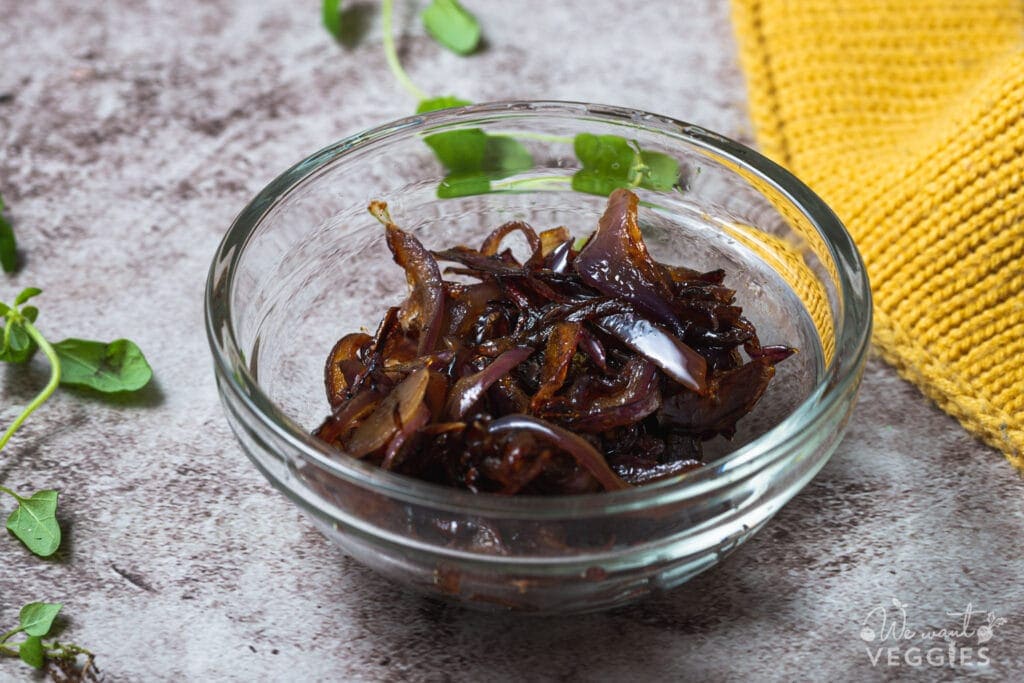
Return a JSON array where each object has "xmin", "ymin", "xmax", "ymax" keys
[
  {"xmin": 598, "ymin": 313, "xmax": 706, "ymax": 393},
  {"xmin": 487, "ymin": 414, "xmax": 629, "ymax": 492},
  {"xmin": 315, "ymin": 191, "xmax": 795, "ymax": 494},
  {"xmin": 347, "ymin": 368, "xmax": 430, "ymax": 458},
  {"xmin": 373, "ymin": 202, "xmax": 445, "ymax": 356},
  {"xmin": 324, "ymin": 332, "xmax": 372, "ymax": 407},
  {"xmin": 574, "ymin": 188, "xmax": 680, "ymax": 330},
  {"xmin": 481, "ymin": 220, "xmax": 541, "ymax": 256},
  {"xmin": 446, "ymin": 346, "xmax": 533, "ymax": 419},
  {"xmin": 541, "ymin": 357, "xmax": 662, "ymax": 433}
]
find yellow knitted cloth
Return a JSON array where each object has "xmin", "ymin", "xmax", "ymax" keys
[{"xmin": 732, "ymin": 0, "xmax": 1024, "ymax": 470}]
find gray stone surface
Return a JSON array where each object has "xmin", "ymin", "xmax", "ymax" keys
[{"xmin": 1, "ymin": 1, "xmax": 1022, "ymax": 680}]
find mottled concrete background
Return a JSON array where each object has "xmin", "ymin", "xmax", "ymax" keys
[{"xmin": 1, "ymin": 1, "xmax": 1022, "ymax": 681}]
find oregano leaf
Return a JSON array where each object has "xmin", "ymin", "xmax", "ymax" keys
[
  {"xmin": 482, "ymin": 136, "xmax": 532, "ymax": 174},
  {"xmin": 5, "ymin": 490, "xmax": 61, "ymax": 557},
  {"xmin": 53, "ymin": 338, "xmax": 153, "ymax": 392},
  {"xmin": 572, "ymin": 133, "xmax": 680, "ymax": 196},
  {"xmin": 14, "ymin": 287, "xmax": 41, "ymax": 305},
  {"xmin": 422, "ymin": 0, "xmax": 480, "ymax": 56},
  {"xmin": 21, "ymin": 305, "xmax": 38, "ymax": 323},
  {"xmin": 19, "ymin": 602, "xmax": 62, "ymax": 638},
  {"xmin": 638, "ymin": 150, "xmax": 681, "ymax": 191},
  {"xmin": 571, "ymin": 133, "xmax": 634, "ymax": 196},
  {"xmin": 18, "ymin": 635, "xmax": 44, "ymax": 669},
  {"xmin": 9, "ymin": 323, "xmax": 29, "ymax": 352},
  {"xmin": 424, "ymin": 128, "xmax": 488, "ymax": 173},
  {"xmin": 322, "ymin": 0, "xmax": 342, "ymax": 40},
  {"xmin": 416, "ymin": 96, "xmax": 471, "ymax": 114}
]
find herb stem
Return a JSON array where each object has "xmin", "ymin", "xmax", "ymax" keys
[
  {"xmin": 47, "ymin": 641, "xmax": 94, "ymax": 659},
  {"xmin": 0, "ymin": 626, "xmax": 24, "ymax": 645},
  {"xmin": 381, "ymin": 0, "xmax": 430, "ymax": 101},
  {"xmin": 0, "ymin": 485, "xmax": 22, "ymax": 502},
  {"xmin": 490, "ymin": 176, "xmax": 572, "ymax": 191},
  {"xmin": 489, "ymin": 131, "xmax": 574, "ymax": 144},
  {"xmin": 0, "ymin": 638, "xmax": 95, "ymax": 664},
  {"xmin": 0, "ymin": 321, "xmax": 60, "ymax": 452}
]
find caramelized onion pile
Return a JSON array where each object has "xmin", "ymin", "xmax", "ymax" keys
[{"xmin": 314, "ymin": 189, "xmax": 795, "ymax": 494}]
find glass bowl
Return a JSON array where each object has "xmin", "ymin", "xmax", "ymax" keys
[{"xmin": 205, "ymin": 101, "xmax": 871, "ymax": 614}]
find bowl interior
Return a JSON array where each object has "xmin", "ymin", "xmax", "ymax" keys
[{"xmin": 226, "ymin": 106, "xmax": 839, "ymax": 468}]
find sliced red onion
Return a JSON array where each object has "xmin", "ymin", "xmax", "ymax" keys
[
  {"xmin": 487, "ymin": 414, "xmax": 629, "ymax": 492},
  {"xmin": 445, "ymin": 346, "xmax": 534, "ymax": 419},
  {"xmin": 480, "ymin": 220, "xmax": 541, "ymax": 256},
  {"xmin": 574, "ymin": 188, "xmax": 681, "ymax": 330},
  {"xmin": 384, "ymin": 223, "xmax": 445, "ymax": 356},
  {"xmin": 381, "ymin": 404, "xmax": 431, "ymax": 470},
  {"xmin": 552, "ymin": 358, "xmax": 662, "ymax": 433},
  {"xmin": 348, "ymin": 368, "xmax": 430, "ymax": 458},
  {"xmin": 530, "ymin": 321, "xmax": 581, "ymax": 410},
  {"xmin": 598, "ymin": 313, "xmax": 707, "ymax": 394}
]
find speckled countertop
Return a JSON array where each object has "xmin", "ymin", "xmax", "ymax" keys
[{"xmin": 1, "ymin": 1, "xmax": 1022, "ymax": 681}]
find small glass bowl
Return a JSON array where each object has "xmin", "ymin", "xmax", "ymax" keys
[{"xmin": 205, "ymin": 102, "xmax": 871, "ymax": 614}]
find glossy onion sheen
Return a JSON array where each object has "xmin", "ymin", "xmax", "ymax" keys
[{"xmin": 314, "ymin": 189, "xmax": 795, "ymax": 495}]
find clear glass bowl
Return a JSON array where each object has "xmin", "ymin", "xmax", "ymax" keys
[{"xmin": 205, "ymin": 101, "xmax": 871, "ymax": 614}]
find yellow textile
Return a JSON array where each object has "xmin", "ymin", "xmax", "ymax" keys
[{"xmin": 732, "ymin": 0, "xmax": 1024, "ymax": 470}]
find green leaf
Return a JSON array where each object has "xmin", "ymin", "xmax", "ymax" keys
[
  {"xmin": 53, "ymin": 338, "xmax": 153, "ymax": 392},
  {"xmin": 21, "ymin": 305, "xmax": 38, "ymax": 323},
  {"xmin": 427, "ymin": 133, "xmax": 533, "ymax": 198},
  {"xmin": 322, "ymin": 0, "xmax": 372, "ymax": 47},
  {"xmin": 571, "ymin": 133, "xmax": 680, "ymax": 196},
  {"xmin": 570, "ymin": 170, "xmax": 623, "ymax": 197},
  {"xmin": 571, "ymin": 133, "xmax": 634, "ymax": 196},
  {"xmin": 9, "ymin": 323, "xmax": 30, "ymax": 352},
  {"xmin": 0, "ymin": 320, "xmax": 36, "ymax": 364},
  {"xmin": 638, "ymin": 150, "xmax": 681, "ymax": 191},
  {"xmin": 575, "ymin": 133, "xmax": 634, "ymax": 173},
  {"xmin": 424, "ymin": 129, "xmax": 488, "ymax": 173},
  {"xmin": 19, "ymin": 603, "xmax": 62, "ymax": 638},
  {"xmin": 437, "ymin": 173, "xmax": 492, "ymax": 199},
  {"xmin": 322, "ymin": 0, "xmax": 342, "ymax": 39},
  {"xmin": 416, "ymin": 96, "xmax": 471, "ymax": 114},
  {"xmin": 18, "ymin": 635, "xmax": 44, "ymax": 669},
  {"xmin": 5, "ymin": 490, "xmax": 61, "ymax": 557},
  {"xmin": 0, "ymin": 193, "xmax": 15, "ymax": 273},
  {"xmin": 422, "ymin": 0, "xmax": 480, "ymax": 55},
  {"xmin": 15, "ymin": 287, "xmax": 41, "ymax": 305},
  {"xmin": 482, "ymin": 136, "xmax": 533, "ymax": 174}
]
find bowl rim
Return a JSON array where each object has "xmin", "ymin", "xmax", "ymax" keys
[{"xmin": 204, "ymin": 100, "xmax": 872, "ymax": 517}]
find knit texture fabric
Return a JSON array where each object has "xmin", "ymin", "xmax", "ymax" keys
[{"xmin": 732, "ymin": 0, "xmax": 1024, "ymax": 470}]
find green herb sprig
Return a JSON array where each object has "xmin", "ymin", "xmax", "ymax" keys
[
  {"xmin": 322, "ymin": 1, "xmax": 525, "ymax": 195},
  {"xmin": 379, "ymin": 0, "xmax": 532, "ymax": 196},
  {"xmin": 1, "ymin": 287, "xmax": 153, "ymax": 557},
  {"xmin": 0, "ymin": 602, "xmax": 95, "ymax": 676},
  {"xmin": 322, "ymin": 2, "xmax": 683, "ymax": 198}
]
